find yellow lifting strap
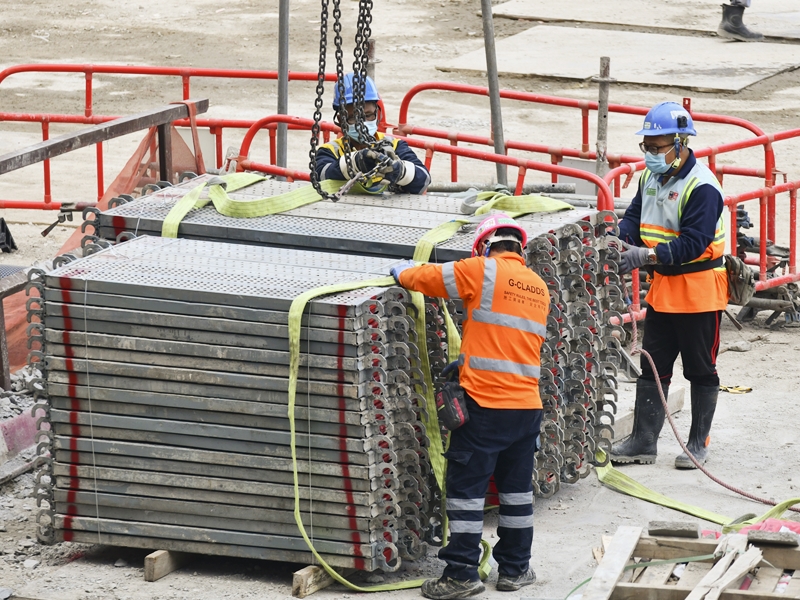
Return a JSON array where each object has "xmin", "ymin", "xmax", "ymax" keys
[
  {"xmin": 412, "ymin": 190, "xmax": 573, "ymax": 263},
  {"xmin": 595, "ymin": 450, "xmax": 800, "ymax": 532},
  {"xmin": 161, "ymin": 173, "xmax": 343, "ymax": 238},
  {"xmin": 286, "ymin": 277, "xmax": 493, "ymax": 590}
]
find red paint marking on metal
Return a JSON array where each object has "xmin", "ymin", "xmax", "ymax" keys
[
  {"xmin": 58, "ymin": 283, "xmax": 81, "ymax": 540},
  {"xmin": 335, "ymin": 304, "xmax": 365, "ymax": 570}
]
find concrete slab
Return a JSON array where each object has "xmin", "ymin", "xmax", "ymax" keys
[
  {"xmin": 436, "ymin": 26, "xmax": 800, "ymax": 92},
  {"xmin": 492, "ymin": 0, "xmax": 800, "ymax": 41}
]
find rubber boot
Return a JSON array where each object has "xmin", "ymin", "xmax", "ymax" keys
[
  {"xmin": 717, "ymin": 3, "xmax": 764, "ymax": 42},
  {"xmin": 610, "ymin": 379, "xmax": 667, "ymax": 465},
  {"xmin": 675, "ymin": 384, "xmax": 718, "ymax": 469}
]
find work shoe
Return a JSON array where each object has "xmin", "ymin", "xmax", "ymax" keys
[
  {"xmin": 610, "ymin": 380, "xmax": 667, "ymax": 465},
  {"xmin": 718, "ymin": 3, "xmax": 763, "ymax": 42},
  {"xmin": 675, "ymin": 384, "xmax": 718, "ymax": 469},
  {"xmin": 496, "ymin": 568, "xmax": 537, "ymax": 592},
  {"xmin": 421, "ymin": 577, "xmax": 485, "ymax": 600}
]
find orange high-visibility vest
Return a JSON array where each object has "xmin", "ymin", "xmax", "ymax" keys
[
  {"xmin": 398, "ymin": 252, "xmax": 548, "ymax": 409},
  {"xmin": 638, "ymin": 163, "xmax": 728, "ymax": 313}
]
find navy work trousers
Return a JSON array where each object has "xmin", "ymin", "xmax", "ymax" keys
[
  {"xmin": 640, "ymin": 306, "xmax": 722, "ymax": 388},
  {"xmin": 439, "ymin": 395, "xmax": 542, "ymax": 582}
]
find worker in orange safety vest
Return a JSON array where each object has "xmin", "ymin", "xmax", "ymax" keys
[
  {"xmin": 611, "ymin": 101, "xmax": 728, "ymax": 470},
  {"xmin": 390, "ymin": 214, "xmax": 548, "ymax": 599}
]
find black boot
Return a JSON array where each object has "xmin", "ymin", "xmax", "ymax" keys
[
  {"xmin": 675, "ymin": 384, "xmax": 718, "ymax": 469},
  {"xmin": 718, "ymin": 3, "xmax": 763, "ymax": 42},
  {"xmin": 610, "ymin": 379, "xmax": 667, "ymax": 465}
]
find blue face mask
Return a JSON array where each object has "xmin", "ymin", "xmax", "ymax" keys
[
  {"xmin": 346, "ymin": 120, "xmax": 378, "ymax": 142},
  {"xmin": 644, "ymin": 152, "xmax": 671, "ymax": 174}
]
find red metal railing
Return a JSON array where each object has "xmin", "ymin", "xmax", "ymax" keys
[
  {"xmin": 235, "ymin": 115, "xmax": 615, "ymax": 210},
  {"xmin": 0, "ymin": 64, "xmax": 341, "ymax": 210},
  {"xmin": 397, "ymin": 83, "xmax": 773, "ymax": 199}
]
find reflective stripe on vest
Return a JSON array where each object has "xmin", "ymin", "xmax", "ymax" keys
[
  {"xmin": 462, "ymin": 258, "xmax": 544, "ymax": 380},
  {"xmin": 441, "ymin": 261, "xmax": 459, "ymax": 299},
  {"xmin": 639, "ymin": 162, "xmax": 725, "ymax": 265}
]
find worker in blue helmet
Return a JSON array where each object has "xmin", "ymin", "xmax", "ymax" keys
[
  {"xmin": 612, "ymin": 101, "xmax": 728, "ymax": 471},
  {"xmin": 313, "ymin": 73, "xmax": 431, "ymax": 195}
]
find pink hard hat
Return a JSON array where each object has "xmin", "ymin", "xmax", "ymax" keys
[{"xmin": 471, "ymin": 213, "xmax": 527, "ymax": 257}]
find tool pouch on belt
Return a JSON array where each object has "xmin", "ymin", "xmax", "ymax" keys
[
  {"xmin": 724, "ymin": 254, "xmax": 756, "ymax": 306},
  {"xmin": 436, "ymin": 361, "xmax": 469, "ymax": 431}
]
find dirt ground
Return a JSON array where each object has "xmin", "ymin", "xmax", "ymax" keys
[{"xmin": 2, "ymin": 0, "xmax": 800, "ymax": 598}]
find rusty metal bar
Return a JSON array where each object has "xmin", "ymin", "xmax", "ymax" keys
[{"xmin": 0, "ymin": 99, "xmax": 208, "ymax": 176}]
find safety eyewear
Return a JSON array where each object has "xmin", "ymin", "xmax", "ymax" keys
[
  {"xmin": 639, "ymin": 141, "xmax": 675, "ymax": 155},
  {"xmin": 345, "ymin": 111, "xmax": 378, "ymax": 124}
]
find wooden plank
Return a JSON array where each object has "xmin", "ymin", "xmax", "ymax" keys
[
  {"xmin": 634, "ymin": 536, "xmax": 800, "ymax": 570},
  {"xmin": 678, "ymin": 562, "xmax": 714, "ymax": 589},
  {"xmin": 612, "ymin": 582, "xmax": 796, "ymax": 600},
  {"xmin": 292, "ymin": 565, "xmax": 355, "ymax": 598},
  {"xmin": 637, "ymin": 563, "xmax": 675, "ymax": 586},
  {"xmin": 747, "ymin": 567, "xmax": 783, "ymax": 593},
  {"xmin": 784, "ymin": 570, "xmax": 800, "ymax": 597},
  {"xmin": 690, "ymin": 546, "xmax": 762, "ymax": 600},
  {"xmin": 143, "ymin": 549, "xmax": 193, "ymax": 582},
  {"xmin": 613, "ymin": 387, "xmax": 684, "ymax": 441},
  {"xmin": 0, "ymin": 99, "xmax": 209, "ymax": 175},
  {"xmin": 583, "ymin": 526, "xmax": 643, "ymax": 600}
]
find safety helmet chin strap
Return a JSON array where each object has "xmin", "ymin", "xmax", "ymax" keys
[{"xmin": 482, "ymin": 234, "xmax": 524, "ymax": 257}]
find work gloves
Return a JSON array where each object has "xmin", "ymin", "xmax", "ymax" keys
[
  {"xmin": 390, "ymin": 260, "xmax": 415, "ymax": 284},
  {"xmin": 353, "ymin": 148, "xmax": 386, "ymax": 174},
  {"xmin": 379, "ymin": 158, "xmax": 407, "ymax": 185},
  {"xmin": 353, "ymin": 148, "xmax": 407, "ymax": 186},
  {"xmin": 618, "ymin": 245, "xmax": 652, "ymax": 274}
]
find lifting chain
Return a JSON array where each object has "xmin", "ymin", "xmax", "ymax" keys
[{"xmin": 308, "ymin": 0, "xmax": 378, "ymax": 202}]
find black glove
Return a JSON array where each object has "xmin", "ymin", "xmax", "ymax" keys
[
  {"xmin": 618, "ymin": 246, "xmax": 652, "ymax": 274},
  {"xmin": 353, "ymin": 148, "xmax": 385, "ymax": 174},
  {"xmin": 381, "ymin": 159, "xmax": 407, "ymax": 185}
]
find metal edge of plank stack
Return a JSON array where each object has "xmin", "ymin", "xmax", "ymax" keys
[
  {"xmin": 85, "ymin": 176, "xmax": 597, "ymax": 263},
  {"xmin": 526, "ymin": 215, "xmax": 626, "ymax": 498},
  {"xmin": 27, "ymin": 236, "xmax": 443, "ymax": 572}
]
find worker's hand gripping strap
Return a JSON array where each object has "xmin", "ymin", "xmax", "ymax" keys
[
  {"xmin": 161, "ymin": 174, "xmax": 343, "ymax": 237},
  {"xmin": 171, "ymin": 100, "xmax": 206, "ymax": 175},
  {"xmin": 287, "ymin": 278, "xmax": 490, "ymax": 590}
]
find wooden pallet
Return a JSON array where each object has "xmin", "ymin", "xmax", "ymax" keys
[{"xmin": 584, "ymin": 525, "xmax": 800, "ymax": 600}]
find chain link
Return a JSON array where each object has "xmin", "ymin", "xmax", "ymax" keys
[
  {"xmin": 307, "ymin": 0, "xmax": 334, "ymax": 200},
  {"xmin": 308, "ymin": 0, "xmax": 377, "ymax": 202}
]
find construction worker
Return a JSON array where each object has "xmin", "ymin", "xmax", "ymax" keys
[
  {"xmin": 611, "ymin": 102, "xmax": 727, "ymax": 470},
  {"xmin": 313, "ymin": 73, "xmax": 431, "ymax": 194},
  {"xmin": 718, "ymin": 0, "xmax": 763, "ymax": 42},
  {"xmin": 390, "ymin": 214, "xmax": 548, "ymax": 599}
]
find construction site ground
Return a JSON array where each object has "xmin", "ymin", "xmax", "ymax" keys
[{"xmin": 2, "ymin": 0, "xmax": 800, "ymax": 598}]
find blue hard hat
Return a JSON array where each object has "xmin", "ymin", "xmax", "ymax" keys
[
  {"xmin": 332, "ymin": 73, "xmax": 380, "ymax": 110},
  {"xmin": 636, "ymin": 102, "xmax": 697, "ymax": 136}
]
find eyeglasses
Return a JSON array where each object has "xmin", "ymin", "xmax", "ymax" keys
[
  {"xmin": 639, "ymin": 141, "xmax": 675, "ymax": 156},
  {"xmin": 345, "ymin": 112, "xmax": 378, "ymax": 125}
]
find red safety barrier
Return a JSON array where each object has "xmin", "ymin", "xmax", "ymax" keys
[
  {"xmin": 235, "ymin": 114, "xmax": 615, "ymax": 210},
  {"xmin": 397, "ymin": 84, "xmax": 780, "ymax": 205},
  {"xmin": 0, "ymin": 64, "xmax": 342, "ymax": 210}
]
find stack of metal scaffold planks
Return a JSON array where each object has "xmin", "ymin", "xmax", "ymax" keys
[
  {"xmin": 87, "ymin": 175, "xmax": 595, "ymax": 262},
  {"xmin": 29, "ymin": 237, "xmax": 440, "ymax": 572}
]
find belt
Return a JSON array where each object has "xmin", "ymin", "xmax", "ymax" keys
[{"xmin": 653, "ymin": 257, "xmax": 724, "ymax": 276}]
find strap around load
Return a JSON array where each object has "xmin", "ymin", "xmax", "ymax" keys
[{"xmin": 654, "ymin": 256, "xmax": 724, "ymax": 276}]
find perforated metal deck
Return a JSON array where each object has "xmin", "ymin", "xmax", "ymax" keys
[{"xmin": 96, "ymin": 178, "xmax": 597, "ymax": 262}]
